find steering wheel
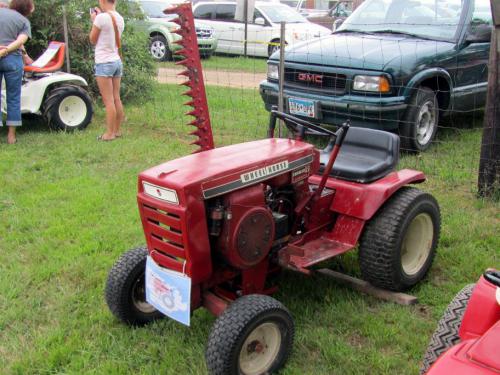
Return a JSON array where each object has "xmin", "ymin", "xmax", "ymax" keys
[{"xmin": 270, "ymin": 110, "xmax": 337, "ymax": 137}]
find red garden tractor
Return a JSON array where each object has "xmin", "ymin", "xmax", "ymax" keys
[
  {"xmin": 421, "ymin": 270, "xmax": 500, "ymax": 375},
  {"xmin": 105, "ymin": 4, "xmax": 441, "ymax": 374}
]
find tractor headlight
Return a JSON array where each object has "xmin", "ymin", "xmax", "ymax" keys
[
  {"xmin": 143, "ymin": 182, "xmax": 179, "ymax": 205},
  {"xmin": 267, "ymin": 64, "xmax": 279, "ymax": 80},
  {"xmin": 353, "ymin": 75, "xmax": 391, "ymax": 93}
]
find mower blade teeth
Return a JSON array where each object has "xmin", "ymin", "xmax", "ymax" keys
[
  {"xmin": 181, "ymin": 80, "xmax": 194, "ymax": 88},
  {"xmin": 169, "ymin": 3, "xmax": 214, "ymax": 153},
  {"xmin": 185, "ymin": 110, "xmax": 198, "ymax": 117},
  {"xmin": 175, "ymin": 59, "xmax": 189, "ymax": 66}
]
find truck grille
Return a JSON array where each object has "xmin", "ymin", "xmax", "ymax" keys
[
  {"xmin": 141, "ymin": 203, "xmax": 186, "ymax": 273},
  {"xmin": 284, "ymin": 68, "xmax": 347, "ymax": 94},
  {"xmin": 196, "ymin": 28, "xmax": 213, "ymax": 39}
]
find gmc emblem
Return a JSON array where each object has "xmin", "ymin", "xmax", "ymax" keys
[{"xmin": 298, "ymin": 73, "xmax": 323, "ymax": 84}]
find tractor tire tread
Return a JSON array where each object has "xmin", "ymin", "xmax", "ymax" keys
[
  {"xmin": 206, "ymin": 294, "xmax": 294, "ymax": 375},
  {"xmin": 420, "ymin": 284, "xmax": 475, "ymax": 374},
  {"xmin": 359, "ymin": 187, "xmax": 440, "ymax": 291},
  {"xmin": 43, "ymin": 85, "xmax": 93, "ymax": 131},
  {"xmin": 105, "ymin": 246, "xmax": 163, "ymax": 326}
]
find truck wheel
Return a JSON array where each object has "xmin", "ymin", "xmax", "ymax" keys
[
  {"xmin": 401, "ymin": 87, "xmax": 439, "ymax": 152},
  {"xmin": 359, "ymin": 187, "xmax": 440, "ymax": 291},
  {"xmin": 105, "ymin": 247, "xmax": 163, "ymax": 326},
  {"xmin": 43, "ymin": 85, "xmax": 93, "ymax": 132},
  {"xmin": 206, "ymin": 295, "xmax": 294, "ymax": 375},
  {"xmin": 420, "ymin": 284, "xmax": 474, "ymax": 374},
  {"xmin": 150, "ymin": 35, "xmax": 172, "ymax": 62},
  {"xmin": 268, "ymin": 39, "xmax": 281, "ymax": 57}
]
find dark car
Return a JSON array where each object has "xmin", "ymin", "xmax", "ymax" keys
[{"xmin": 260, "ymin": 0, "xmax": 493, "ymax": 151}]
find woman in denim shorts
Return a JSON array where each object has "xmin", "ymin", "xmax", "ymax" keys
[
  {"xmin": 0, "ymin": 0, "xmax": 34, "ymax": 144},
  {"xmin": 89, "ymin": 0, "xmax": 125, "ymax": 141}
]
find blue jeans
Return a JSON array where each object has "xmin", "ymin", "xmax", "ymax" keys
[{"xmin": 0, "ymin": 54, "xmax": 24, "ymax": 127}]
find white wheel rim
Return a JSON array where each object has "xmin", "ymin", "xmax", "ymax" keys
[
  {"xmin": 416, "ymin": 100, "xmax": 436, "ymax": 146},
  {"xmin": 58, "ymin": 96, "xmax": 87, "ymax": 127},
  {"xmin": 239, "ymin": 322, "xmax": 282, "ymax": 375},
  {"xmin": 151, "ymin": 41, "xmax": 166, "ymax": 59},
  {"xmin": 401, "ymin": 213, "xmax": 434, "ymax": 276}
]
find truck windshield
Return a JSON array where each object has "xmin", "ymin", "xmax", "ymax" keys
[
  {"xmin": 259, "ymin": 4, "xmax": 308, "ymax": 23},
  {"xmin": 140, "ymin": 1, "xmax": 179, "ymax": 18},
  {"xmin": 337, "ymin": 0, "xmax": 465, "ymax": 41}
]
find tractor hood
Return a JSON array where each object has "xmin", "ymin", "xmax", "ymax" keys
[{"xmin": 276, "ymin": 32, "xmax": 455, "ymax": 72}]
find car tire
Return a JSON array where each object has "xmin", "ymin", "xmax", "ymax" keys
[
  {"xmin": 43, "ymin": 85, "xmax": 93, "ymax": 132},
  {"xmin": 268, "ymin": 39, "xmax": 281, "ymax": 57},
  {"xmin": 206, "ymin": 294, "xmax": 294, "ymax": 375},
  {"xmin": 359, "ymin": 187, "xmax": 441, "ymax": 291},
  {"xmin": 420, "ymin": 284, "xmax": 475, "ymax": 374},
  {"xmin": 150, "ymin": 35, "xmax": 172, "ymax": 62},
  {"xmin": 401, "ymin": 87, "xmax": 439, "ymax": 152},
  {"xmin": 105, "ymin": 246, "xmax": 164, "ymax": 326}
]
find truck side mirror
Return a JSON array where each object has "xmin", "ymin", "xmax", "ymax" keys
[
  {"xmin": 466, "ymin": 23, "xmax": 492, "ymax": 43},
  {"xmin": 332, "ymin": 18, "xmax": 344, "ymax": 32},
  {"xmin": 255, "ymin": 17, "xmax": 266, "ymax": 26}
]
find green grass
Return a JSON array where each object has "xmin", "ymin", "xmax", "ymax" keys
[
  {"xmin": 0, "ymin": 84, "xmax": 498, "ymax": 375},
  {"xmin": 159, "ymin": 54, "xmax": 268, "ymax": 73}
]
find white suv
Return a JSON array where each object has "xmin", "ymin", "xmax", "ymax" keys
[{"xmin": 193, "ymin": 1, "xmax": 331, "ymax": 57}]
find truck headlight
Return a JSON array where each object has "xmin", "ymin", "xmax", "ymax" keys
[
  {"xmin": 267, "ymin": 64, "xmax": 279, "ymax": 80},
  {"xmin": 353, "ymin": 75, "xmax": 391, "ymax": 93}
]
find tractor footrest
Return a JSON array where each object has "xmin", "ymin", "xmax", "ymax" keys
[{"xmin": 284, "ymin": 237, "xmax": 353, "ymax": 270}]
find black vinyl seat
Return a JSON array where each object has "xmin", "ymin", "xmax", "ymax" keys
[{"xmin": 319, "ymin": 127, "xmax": 400, "ymax": 183}]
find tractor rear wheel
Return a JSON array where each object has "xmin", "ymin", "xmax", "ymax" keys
[
  {"xmin": 105, "ymin": 247, "xmax": 163, "ymax": 326},
  {"xmin": 359, "ymin": 187, "xmax": 440, "ymax": 291},
  {"xmin": 420, "ymin": 284, "xmax": 474, "ymax": 374},
  {"xmin": 43, "ymin": 85, "xmax": 93, "ymax": 131},
  {"xmin": 206, "ymin": 295, "xmax": 294, "ymax": 375}
]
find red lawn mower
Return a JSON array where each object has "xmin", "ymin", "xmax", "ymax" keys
[
  {"xmin": 421, "ymin": 270, "xmax": 500, "ymax": 375},
  {"xmin": 105, "ymin": 4, "xmax": 441, "ymax": 374}
]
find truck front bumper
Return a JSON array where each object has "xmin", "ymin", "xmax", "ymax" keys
[{"xmin": 260, "ymin": 80, "xmax": 408, "ymax": 131}]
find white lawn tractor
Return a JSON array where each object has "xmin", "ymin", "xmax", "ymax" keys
[{"xmin": 1, "ymin": 42, "xmax": 93, "ymax": 131}]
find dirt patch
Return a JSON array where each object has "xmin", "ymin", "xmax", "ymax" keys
[{"xmin": 157, "ymin": 67, "xmax": 265, "ymax": 89}]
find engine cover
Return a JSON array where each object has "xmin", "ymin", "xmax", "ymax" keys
[{"xmin": 217, "ymin": 184, "xmax": 275, "ymax": 269}]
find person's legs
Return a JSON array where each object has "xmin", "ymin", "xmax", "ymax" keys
[
  {"xmin": 112, "ymin": 76, "xmax": 124, "ymax": 137},
  {"xmin": 96, "ymin": 76, "xmax": 116, "ymax": 140},
  {"xmin": 3, "ymin": 55, "xmax": 24, "ymax": 144}
]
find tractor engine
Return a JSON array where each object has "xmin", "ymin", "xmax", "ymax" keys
[
  {"xmin": 216, "ymin": 185, "xmax": 275, "ymax": 269},
  {"xmin": 209, "ymin": 181, "xmax": 298, "ymax": 270}
]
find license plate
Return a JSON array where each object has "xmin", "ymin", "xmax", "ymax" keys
[
  {"xmin": 145, "ymin": 256, "xmax": 191, "ymax": 326},
  {"xmin": 288, "ymin": 97, "xmax": 316, "ymax": 118}
]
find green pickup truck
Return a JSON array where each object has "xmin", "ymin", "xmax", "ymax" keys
[
  {"xmin": 130, "ymin": 0, "xmax": 218, "ymax": 61},
  {"xmin": 260, "ymin": 0, "xmax": 493, "ymax": 151}
]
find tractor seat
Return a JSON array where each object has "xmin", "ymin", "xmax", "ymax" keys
[
  {"xmin": 24, "ymin": 42, "xmax": 65, "ymax": 73},
  {"xmin": 319, "ymin": 127, "xmax": 400, "ymax": 183}
]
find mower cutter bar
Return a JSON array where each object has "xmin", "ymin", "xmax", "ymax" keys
[{"xmin": 164, "ymin": 3, "xmax": 215, "ymax": 153}]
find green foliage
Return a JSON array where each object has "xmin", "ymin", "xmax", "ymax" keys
[{"xmin": 27, "ymin": 0, "xmax": 155, "ymax": 102}]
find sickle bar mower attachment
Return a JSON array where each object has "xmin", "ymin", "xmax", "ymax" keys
[{"xmin": 164, "ymin": 3, "xmax": 215, "ymax": 153}]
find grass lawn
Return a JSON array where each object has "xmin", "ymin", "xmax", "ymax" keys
[
  {"xmin": 0, "ymin": 83, "xmax": 498, "ymax": 374},
  {"xmin": 159, "ymin": 54, "xmax": 268, "ymax": 73}
]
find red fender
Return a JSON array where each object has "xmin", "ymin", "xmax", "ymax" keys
[{"xmin": 308, "ymin": 169, "xmax": 426, "ymax": 247}]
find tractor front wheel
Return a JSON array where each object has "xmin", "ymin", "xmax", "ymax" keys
[
  {"xmin": 206, "ymin": 294, "xmax": 294, "ymax": 375},
  {"xmin": 359, "ymin": 187, "xmax": 440, "ymax": 291},
  {"xmin": 44, "ymin": 85, "xmax": 93, "ymax": 131},
  {"xmin": 105, "ymin": 247, "xmax": 163, "ymax": 326}
]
